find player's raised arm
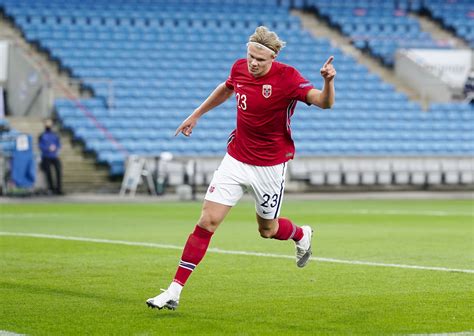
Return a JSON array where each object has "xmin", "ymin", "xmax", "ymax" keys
[
  {"xmin": 175, "ymin": 82, "xmax": 234, "ymax": 136},
  {"xmin": 306, "ymin": 56, "xmax": 336, "ymax": 109}
]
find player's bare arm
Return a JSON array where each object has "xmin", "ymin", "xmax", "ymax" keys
[
  {"xmin": 306, "ymin": 56, "xmax": 336, "ymax": 109},
  {"xmin": 175, "ymin": 82, "xmax": 234, "ymax": 136}
]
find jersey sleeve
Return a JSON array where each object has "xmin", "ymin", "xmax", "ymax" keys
[{"xmin": 288, "ymin": 67, "xmax": 314, "ymax": 103}]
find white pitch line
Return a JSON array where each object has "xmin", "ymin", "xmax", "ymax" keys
[
  {"xmin": 0, "ymin": 213, "xmax": 65, "ymax": 218},
  {"xmin": 0, "ymin": 331, "xmax": 27, "ymax": 336},
  {"xmin": 1, "ymin": 209, "xmax": 473, "ymax": 218},
  {"xmin": 298, "ymin": 209, "xmax": 474, "ymax": 217},
  {"xmin": 406, "ymin": 332, "xmax": 474, "ymax": 336},
  {"xmin": 1, "ymin": 232, "xmax": 473, "ymax": 274}
]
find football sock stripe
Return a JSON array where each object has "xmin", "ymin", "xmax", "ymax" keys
[{"xmin": 173, "ymin": 225, "xmax": 214, "ymax": 286}]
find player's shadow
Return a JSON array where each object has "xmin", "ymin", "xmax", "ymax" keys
[
  {"xmin": 2, "ymin": 280, "xmax": 184, "ymax": 317},
  {"xmin": 146, "ymin": 310, "xmax": 183, "ymax": 319},
  {"xmin": 1, "ymin": 281, "xmax": 130, "ymax": 304}
]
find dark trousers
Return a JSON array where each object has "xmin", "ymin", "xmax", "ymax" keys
[{"xmin": 41, "ymin": 157, "xmax": 62, "ymax": 194}]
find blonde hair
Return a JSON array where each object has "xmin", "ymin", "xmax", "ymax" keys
[{"xmin": 248, "ymin": 26, "xmax": 286, "ymax": 55}]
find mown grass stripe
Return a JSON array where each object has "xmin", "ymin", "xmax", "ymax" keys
[{"xmin": 1, "ymin": 231, "xmax": 473, "ymax": 274}]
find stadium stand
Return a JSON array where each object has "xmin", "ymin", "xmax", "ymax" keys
[
  {"xmin": 304, "ymin": 0, "xmax": 452, "ymax": 66},
  {"xmin": 0, "ymin": 0, "xmax": 472, "ymax": 188},
  {"xmin": 421, "ymin": 0, "xmax": 474, "ymax": 48}
]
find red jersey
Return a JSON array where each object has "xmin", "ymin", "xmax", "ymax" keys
[{"xmin": 225, "ymin": 59, "xmax": 314, "ymax": 166}]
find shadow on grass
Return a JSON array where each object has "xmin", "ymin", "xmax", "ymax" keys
[
  {"xmin": 1, "ymin": 281, "xmax": 130, "ymax": 304},
  {"xmin": 2, "ymin": 280, "xmax": 185, "ymax": 319}
]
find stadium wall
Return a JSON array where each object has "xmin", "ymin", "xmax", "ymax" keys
[{"xmin": 395, "ymin": 49, "xmax": 473, "ymax": 102}]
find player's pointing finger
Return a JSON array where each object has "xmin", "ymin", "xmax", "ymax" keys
[{"xmin": 323, "ymin": 56, "xmax": 334, "ymax": 67}]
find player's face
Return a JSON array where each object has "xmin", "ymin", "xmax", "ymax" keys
[{"xmin": 246, "ymin": 44, "xmax": 275, "ymax": 78}]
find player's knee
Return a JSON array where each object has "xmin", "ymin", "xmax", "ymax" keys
[
  {"xmin": 258, "ymin": 227, "xmax": 274, "ymax": 239},
  {"xmin": 197, "ymin": 213, "xmax": 219, "ymax": 232}
]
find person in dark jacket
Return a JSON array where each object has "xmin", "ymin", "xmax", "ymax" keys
[{"xmin": 38, "ymin": 119, "xmax": 62, "ymax": 195}]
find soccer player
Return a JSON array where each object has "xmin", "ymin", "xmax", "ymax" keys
[{"xmin": 147, "ymin": 26, "xmax": 336, "ymax": 310}]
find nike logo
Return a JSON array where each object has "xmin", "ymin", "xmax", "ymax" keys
[
  {"xmin": 236, "ymin": 84, "xmax": 244, "ymax": 88},
  {"xmin": 262, "ymin": 210, "xmax": 272, "ymax": 214}
]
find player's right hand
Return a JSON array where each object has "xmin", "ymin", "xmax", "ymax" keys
[
  {"xmin": 175, "ymin": 117, "xmax": 197, "ymax": 137},
  {"xmin": 320, "ymin": 56, "xmax": 336, "ymax": 82}
]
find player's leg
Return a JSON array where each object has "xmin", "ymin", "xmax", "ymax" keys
[
  {"xmin": 256, "ymin": 215, "xmax": 313, "ymax": 268},
  {"xmin": 41, "ymin": 158, "xmax": 54, "ymax": 194},
  {"xmin": 173, "ymin": 200, "xmax": 231, "ymax": 287},
  {"xmin": 250, "ymin": 162, "xmax": 313, "ymax": 267},
  {"xmin": 146, "ymin": 200, "xmax": 232, "ymax": 310},
  {"xmin": 147, "ymin": 154, "xmax": 245, "ymax": 310},
  {"xmin": 52, "ymin": 158, "xmax": 62, "ymax": 194},
  {"xmin": 174, "ymin": 154, "xmax": 246, "ymax": 285}
]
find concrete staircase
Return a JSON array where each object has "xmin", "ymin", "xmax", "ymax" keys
[
  {"xmin": 2, "ymin": 14, "xmax": 120, "ymax": 193},
  {"xmin": 292, "ymin": 9, "xmax": 469, "ymax": 109},
  {"xmin": 411, "ymin": 13, "xmax": 469, "ymax": 49},
  {"xmin": 7, "ymin": 117, "xmax": 120, "ymax": 193},
  {"xmin": 0, "ymin": 14, "xmax": 86, "ymax": 98},
  {"xmin": 292, "ymin": 9, "xmax": 426, "ymax": 107}
]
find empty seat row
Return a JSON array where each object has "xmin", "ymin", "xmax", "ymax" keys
[
  {"xmin": 422, "ymin": 1, "xmax": 474, "ymax": 47},
  {"xmin": 307, "ymin": 0, "xmax": 450, "ymax": 66},
  {"xmin": 5, "ymin": 0, "xmax": 473, "ymax": 177},
  {"xmin": 292, "ymin": 158, "xmax": 473, "ymax": 186}
]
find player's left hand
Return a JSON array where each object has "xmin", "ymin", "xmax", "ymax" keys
[{"xmin": 320, "ymin": 56, "xmax": 336, "ymax": 82}]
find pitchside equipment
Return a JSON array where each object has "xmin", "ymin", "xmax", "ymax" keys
[{"xmin": 120, "ymin": 155, "xmax": 156, "ymax": 196}]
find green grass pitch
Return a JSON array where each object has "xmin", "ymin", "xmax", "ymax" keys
[{"xmin": 1, "ymin": 199, "xmax": 473, "ymax": 335}]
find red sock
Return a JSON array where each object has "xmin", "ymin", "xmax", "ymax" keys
[
  {"xmin": 273, "ymin": 217, "xmax": 303, "ymax": 241},
  {"xmin": 173, "ymin": 225, "xmax": 214, "ymax": 286}
]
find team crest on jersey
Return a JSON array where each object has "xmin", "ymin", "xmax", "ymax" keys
[{"xmin": 262, "ymin": 84, "xmax": 272, "ymax": 98}]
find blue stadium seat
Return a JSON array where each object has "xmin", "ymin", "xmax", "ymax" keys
[{"xmin": 2, "ymin": 0, "xmax": 471, "ymax": 175}]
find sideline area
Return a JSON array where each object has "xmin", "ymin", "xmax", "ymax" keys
[{"xmin": 1, "ymin": 191, "xmax": 472, "ymax": 204}]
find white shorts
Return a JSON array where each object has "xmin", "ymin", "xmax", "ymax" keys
[{"xmin": 205, "ymin": 153, "xmax": 288, "ymax": 219}]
